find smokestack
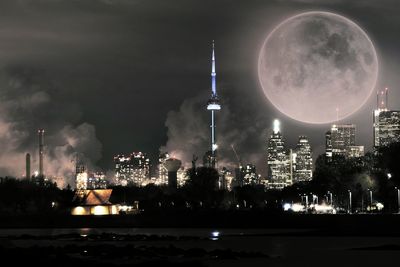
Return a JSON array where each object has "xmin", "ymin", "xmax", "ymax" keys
[
  {"xmin": 164, "ymin": 158, "xmax": 182, "ymax": 189},
  {"xmin": 38, "ymin": 129, "xmax": 45, "ymax": 177},
  {"xmin": 26, "ymin": 153, "xmax": 31, "ymax": 179}
]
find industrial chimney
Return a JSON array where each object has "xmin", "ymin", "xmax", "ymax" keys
[
  {"xmin": 164, "ymin": 158, "xmax": 182, "ymax": 189},
  {"xmin": 38, "ymin": 129, "xmax": 45, "ymax": 177},
  {"xmin": 26, "ymin": 153, "xmax": 31, "ymax": 179}
]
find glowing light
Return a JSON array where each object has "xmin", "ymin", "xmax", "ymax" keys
[
  {"xmin": 71, "ymin": 206, "xmax": 87, "ymax": 215},
  {"xmin": 291, "ymin": 203, "xmax": 305, "ymax": 212},
  {"xmin": 211, "ymin": 231, "xmax": 220, "ymax": 237},
  {"xmin": 273, "ymin": 119, "xmax": 280, "ymax": 133},
  {"xmin": 92, "ymin": 205, "xmax": 109, "ymax": 215},
  {"xmin": 376, "ymin": 202, "xmax": 384, "ymax": 210},
  {"xmin": 34, "ymin": 171, "xmax": 39, "ymax": 177},
  {"xmin": 283, "ymin": 203, "xmax": 291, "ymax": 211}
]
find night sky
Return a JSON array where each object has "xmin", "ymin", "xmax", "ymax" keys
[{"xmin": 0, "ymin": 0, "xmax": 399, "ymax": 185}]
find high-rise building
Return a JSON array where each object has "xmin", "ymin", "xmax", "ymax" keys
[
  {"xmin": 177, "ymin": 167, "xmax": 187, "ymax": 187},
  {"xmin": 267, "ymin": 119, "xmax": 292, "ymax": 189},
  {"xmin": 114, "ymin": 152, "xmax": 150, "ymax": 186},
  {"xmin": 87, "ymin": 172, "xmax": 107, "ymax": 189},
  {"xmin": 75, "ymin": 162, "xmax": 88, "ymax": 190},
  {"xmin": 373, "ymin": 88, "xmax": 400, "ymax": 149},
  {"xmin": 206, "ymin": 40, "xmax": 221, "ymax": 168},
  {"xmin": 325, "ymin": 124, "xmax": 364, "ymax": 159},
  {"xmin": 241, "ymin": 164, "xmax": 260, "ymax": 186},
  {"xmin": 158, "ymin": 152, "xmax": 170, "ymax": 185},
  {"xmin": 220, "ymin": 167, "xmax": 234, "ymax": 190},
  {"xmin": 293, "ymin": 136, "xmax": 313, "ymax": 183}
]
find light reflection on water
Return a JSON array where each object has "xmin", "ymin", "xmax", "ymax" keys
[{"xmin": 0, "ymin": 228, "xmax": 306, "ymax": 237}]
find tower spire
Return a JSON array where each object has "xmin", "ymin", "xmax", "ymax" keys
[
  {"xmin": 207, "ymin": 40, "xmax": 221, "ymax": 169},
  {"xmin": 211, "ymin": 40, "xmax": 216, "ymax": 96}
]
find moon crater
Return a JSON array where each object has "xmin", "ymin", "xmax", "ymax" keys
[{"xmin": 258, "ymin": 11, "xmax": 378, "ymax": 124}]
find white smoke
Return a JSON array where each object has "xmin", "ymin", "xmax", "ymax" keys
[
  {"xmin": 162, "ymin": 84, "xmax": 271, "ymax": 176},
  {"xmin": 0, "ymin": 66, "xmax": 102, "ymax": 188}
]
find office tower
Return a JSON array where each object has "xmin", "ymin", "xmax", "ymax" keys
[
  {"xmin": 75, "ymin": 158, "xmax": 88, "ymax": 190},
  {"xmin": 114, "ymin": 152, "xmax": 150, "ymax": 186},
  {"xmin": 373, "ymin": 88, "xmax": 400, "ymax": 148},
  {"xmin": 267, "ymin": 119, "xmax": 292, "ymax": 189},
  {"xmin": 158, "ymin": 152, "xmax": 170, "ymax": 185},
  {"xmin": 240, "ymin": 164, "xmax": 260, "ymax": 186},
  {"xmin": 293, "ymin": 136, "xmax": 313, "ymax": 182},
  {"xmin": 325, "ymin": 124, "xmax": 364, "ymax": 159},
  {"xmin": 87, "ymin": 172, "xmax": 107, "ymax": 189}
]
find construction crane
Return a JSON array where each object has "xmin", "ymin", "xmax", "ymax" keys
[{"xmin": 231, "ymin": 144, "xmax": 242, "ymax": 168}]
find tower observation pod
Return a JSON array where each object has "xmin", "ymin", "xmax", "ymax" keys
[{"xmin": 207, "ymin": 40, "xmax": 221, "ymax": 168}]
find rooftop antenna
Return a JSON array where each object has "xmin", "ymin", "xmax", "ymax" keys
[
  {"xmin": 385, "ymin": 87, "xmax": 389, "ymax": 109},
  {"xmin": 376, "ymin": 91, "xmax": 379, "ymax": 109}
]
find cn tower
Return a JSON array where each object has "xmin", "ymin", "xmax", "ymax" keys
[{"xmin": 206, "ymin": 41, "xmax": 221, "ymax": 168}]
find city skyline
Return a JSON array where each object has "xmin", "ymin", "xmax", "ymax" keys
[{"xmin": 1, "ymin": 1, "xmax": 400, "ymax": 186}]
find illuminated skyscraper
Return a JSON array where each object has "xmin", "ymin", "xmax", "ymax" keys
[
  {"xmin": 87, "ymin": 172, "xmax": 107, "ymax": 189},
  {"xmin": 75, "ymin": 161, "xmax": 88, "ymax": 190},
  {"xmin": 241, "ymin": 164, "xmax": 260, "ymax": 186},
  {"xmin": 267, "ymin": 119, "xmax": 292, "ymax": 189},
  {"xmin": 220, "ymin": 167, "xmax": 234, "ymax": 190},
  {"xmin": 293, "ymin": 136, "xmax": 313, "ymax": 183},
  {"xmin": 373, "ymin": 88, "xmax": 400, "ymax": 148},
  {"xmin": 325, "ymin": 124, "xmax": 363, "ymax": 159},
  {"xmin": 206, "ymin": 41, "xmax": 221, "ymax": 168},
  {"xmin": 114, "ymin": 152, "xmax": 150, "ymax": 186},
  {"xmin": 158, "ymin": 152, "xmax": 170, "ymax": 184}
]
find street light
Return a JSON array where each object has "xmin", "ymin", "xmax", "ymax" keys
[
  {"xmin": 396, "ymin": 187, "xmax": 400, "ymax": 214},
  {"xmin": 304, "ymin": 194, "xmax": 309, "ymax": 209},
  {"xmin": 368, "ymin": 189, "xmax": 373, "ymax": 212},
  {"xmin": 312, "ymin": 194, "xmax": 318, "ymax": 205},
  {"xmin": 348, "ymin": 190, "xmax": 352, "ymax": 214},
  {"xmin": 327, "ymin": 191, "xmax": 333, "ymax": 206}
]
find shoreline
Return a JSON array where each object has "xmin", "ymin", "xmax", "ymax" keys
[{"xmin": 1, "ymin": 211, "xmax": 400, "ymax": 234}]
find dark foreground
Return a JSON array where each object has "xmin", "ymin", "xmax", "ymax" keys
[{"xmin": 1, "ymin": 212, "xmax": 400, "ymax": 266}]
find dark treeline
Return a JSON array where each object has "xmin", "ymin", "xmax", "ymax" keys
[
  {"xmin": 0, "ymin": 143, "xmax": 400, "ymax": 215},
  {"xmin": 0, "ymin": 177, "xmax": 73, "ymax": 215}
]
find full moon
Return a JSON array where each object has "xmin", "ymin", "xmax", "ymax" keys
[{"xmin": 258, "ymin": 11, "xmax": 378, "ymax": 124}]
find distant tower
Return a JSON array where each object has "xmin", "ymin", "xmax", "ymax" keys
[
  {"xmin": 206, "ymin": 40, "xmax": 221, "ymax": 168},
  {"xmin": 26, "ymin": 153, "xmax": 31, "ymax": 179},
  {"xmin": 38, "ymin": 129, "xmax": 45, "ymax": 176}
]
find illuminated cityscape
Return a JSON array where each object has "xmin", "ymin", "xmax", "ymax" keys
[
  {"xmin": 325, "ymin": 124, "xmax": 364, "ymax": 159},
  {"xmin": 114, "ymin": 152, "xmax": 150, "ymax": 186},
  {"xmin": 2, "ymin": 1, "xmax": 400, "ymax": 265},
  {"xmin": 373, "ymin": 89, "xmax": 400, "ymax": 148}
]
